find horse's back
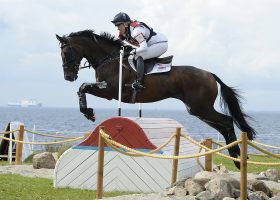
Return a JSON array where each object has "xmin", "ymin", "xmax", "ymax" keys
[
  {"xmin": 170, "ymin": 65, "xmax": 215, "ymax": 84},
  {"xmin": 165, "ymin": 65, "xmax": 218, "ymax": 103}
]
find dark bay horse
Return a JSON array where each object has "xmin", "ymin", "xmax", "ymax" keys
[{"xmin": 56, "ymin": 30, "xmax": 256, "ymax": 168}]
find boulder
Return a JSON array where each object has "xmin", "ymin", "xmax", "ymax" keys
[
  {"xmin": 32, "ymin": 152, "xmax": 56, "ymax": 169},
  {"xmin": 196, "ymin": 190, "xmax": 216, "ymax": 200},
  {"xmin": 213, "ymin": 164, "xmax": 229, "ymax": 174},
  {"xmin": 173, "ymin": 186, "xmax": 187, "ymax": 197},
  {"xmin": 248, "ymin": 191, "xmax": 269, "ymax": 200},
  {"xmin": 205, "ymin": 177, "xmax": 236, "ymax": 199},
  {"xmin": 194, "ymin": 171, "xmax": 217, "ymax": 180},
  {"xmin": 184, "ymin": 179, "xmax": 204, "ymax": 195},
  {"xmin": 248, "ymin": 180, "xmax": 272, "ymax": 197},
  {"xmin": 264, "ymin": 169, "xmax": 280, "ymax": 182}
]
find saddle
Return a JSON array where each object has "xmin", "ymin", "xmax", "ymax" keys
[
  {"xmin": 127, "ymin": 55, "xmax": 173, "ymax": 74},
  {"xmin": 144, "ymin": 56, "xmax": 173, "ymax": 74}
]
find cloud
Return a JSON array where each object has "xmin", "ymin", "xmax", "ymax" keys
[
  {"xmin": 136, "ymin": 0, "xmax": 280, "ymax": 78},
  {"xmin": 0, "ymin": 0, "xmax": 279, "ymax": 110}
]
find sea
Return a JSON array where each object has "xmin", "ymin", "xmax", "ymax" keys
[{"xmin": 0, "ymin": 107, "xmax": 280, "ymax": 152}]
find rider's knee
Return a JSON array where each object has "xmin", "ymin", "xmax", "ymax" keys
[{"xmin": 136, "ymin": 56, "xmax": 144, "ymax": 64}]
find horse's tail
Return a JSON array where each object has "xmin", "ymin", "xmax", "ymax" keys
[{"xmin": 212, "ymin": 73, "xmax": 256, "ymax": 140}]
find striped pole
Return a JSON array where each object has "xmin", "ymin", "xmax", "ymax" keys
[{"xmin": 117, "ymin": 47, "xmax": 124, "ymax": 116}]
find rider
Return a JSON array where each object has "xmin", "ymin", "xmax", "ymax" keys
[{"xmin": 111, "ymin": 12, "xmax": 168, "ymax": 90}]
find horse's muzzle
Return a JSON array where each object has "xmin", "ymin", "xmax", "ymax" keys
[{"xmin": 64, "ymin": 73, "xmax": 77, "ymax": 82}]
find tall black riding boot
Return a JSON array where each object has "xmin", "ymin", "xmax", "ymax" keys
[{"xmin": 132, "ymin": 56, "xmax": 145, "ymax": 90}]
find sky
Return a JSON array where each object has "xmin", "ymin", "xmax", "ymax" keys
[{"xmin": 0, "ymin": 0, "xmax": 279, "ymax": 111}]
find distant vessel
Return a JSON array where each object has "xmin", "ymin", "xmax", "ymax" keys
[{"xmin": 7, "ymin": 99, "xmax": 42, "ymax": 108}]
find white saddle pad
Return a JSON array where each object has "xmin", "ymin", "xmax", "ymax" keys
[{"xmin": 128, "ymin": 55, "xmax": 171, "ymax": 75}]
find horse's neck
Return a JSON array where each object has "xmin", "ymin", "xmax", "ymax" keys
[{"xmin": 86, "ymin": 38, "xmax": 119, "ymax": 63}]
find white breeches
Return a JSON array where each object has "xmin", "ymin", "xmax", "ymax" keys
[{"xmin": 136, "ymin": 42, "xmax": 168, "ymax": 60}]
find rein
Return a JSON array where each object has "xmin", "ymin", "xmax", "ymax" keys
[
  {"xmin": 87, "ymin": 35, "xmax": 122, "ymax": 70},
  {"xmin": 61, "ymin": 35, "xmax": 126, "ymax": 71}
]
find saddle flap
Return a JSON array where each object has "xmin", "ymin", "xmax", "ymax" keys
[
  {"xmin": 149, "ymin": 56, "xmax": 173, "ymax": 64},
  {"xmin": 127, "ymin": 55, "xmax": 173, "ymax": 75}
]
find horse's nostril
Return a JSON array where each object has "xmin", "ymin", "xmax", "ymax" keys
[{"xmin": 65, "ymin": 75, "xmax": 74, "ymax": 81}]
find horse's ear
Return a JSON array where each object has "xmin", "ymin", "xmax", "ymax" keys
[{"xmin": 56, "ymin": 34, "xmax": 67, "ymax": 43}]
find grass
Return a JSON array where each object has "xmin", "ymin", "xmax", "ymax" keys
[
  {"xmin": 0, "ymin": 160, "xmax": 135, "ymax": 199},
  {"xmin": 0, "ymin": 173, "xmax": 134, "ymax": 200},
  {"xmin": 213, "ymin": 153, "xmax": 280, "ymax": 172},
  {"xmin": 1, "ymin": 152, "xmax": 278, "ymax": 199}
]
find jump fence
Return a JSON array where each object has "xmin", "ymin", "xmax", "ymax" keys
[{"xmin": 1, "ymin": 125, "xmax": 280, "ymax": 200}]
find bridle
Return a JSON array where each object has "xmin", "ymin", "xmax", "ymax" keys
[
  {"xmin": 59, "ymin": 37, "xmax": 83, "ymax": 73},
  {"xmin": 59, "ymin": 36, "xmax": 125, "ymax": 72}
]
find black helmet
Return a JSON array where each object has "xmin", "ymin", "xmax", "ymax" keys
[{"xmin": 111, "ymin": 12, "xmax": 131, "ymax": 25}]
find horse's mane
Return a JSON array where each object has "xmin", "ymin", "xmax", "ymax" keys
[{"xmin": 68, "ymin": 29, "xmax": 124, "ymax": 47}]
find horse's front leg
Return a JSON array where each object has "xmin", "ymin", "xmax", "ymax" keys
[{"xmin": 77, "ymin": 81, "xmax": 107, "ymax": 122}]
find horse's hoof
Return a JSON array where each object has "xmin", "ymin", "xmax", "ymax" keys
[
  {"xmin": 89, "ymin": 115, "xmax": 96, "ymax": 122},
  {"xmin": 228, "ymin": 146, "xmax": 241, "ymax": 170},
  {"xmin": 233, "ymin": 161, "xmax": 240, "ymax": 169},
  {"xmin": 83, "ymin": 114, "xmax": 95, "ymax": 122},
  {"xmin": 81, "ymin": 108, "xmax": 95, "ymax": 122}
]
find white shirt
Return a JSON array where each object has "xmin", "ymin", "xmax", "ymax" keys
[{"xmin": 128, "ymin": 23, "xmax": 168, "ymax": 55}]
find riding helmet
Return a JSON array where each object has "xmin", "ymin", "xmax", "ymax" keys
[{"xmin": 111, "ymin": 12, "xmax": 131, "ymax": 25}]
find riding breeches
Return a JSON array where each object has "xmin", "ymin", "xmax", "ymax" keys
[{"xmin": 136, "ymin": 42, "xmax": 168, "ymax": 60}]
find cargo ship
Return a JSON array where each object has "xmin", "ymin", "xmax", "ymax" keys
[{"xmin": 7, "ymin": 99, "xmax": 42, "ymax": 107}]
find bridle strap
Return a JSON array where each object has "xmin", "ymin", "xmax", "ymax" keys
[
  {"xmin": 60, "ymin": 37, "xmax": 80, "ymax": 72},
  {"xmin": 60, "ymin": 35, "xmax": 123, "ymax": 71}
]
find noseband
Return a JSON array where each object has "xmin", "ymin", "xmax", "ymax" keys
[{"xmin": 60, "ymin": 38, "xmax": 89, "ymax": 73}]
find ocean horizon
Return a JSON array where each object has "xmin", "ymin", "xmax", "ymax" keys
[{"xmin": 1, "ymin": 107, "xmax": 280, "ymax": 151}]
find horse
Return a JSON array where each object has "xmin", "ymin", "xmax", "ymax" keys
[{"xmin": 56, "ymin": 30, "xmax": 256, "ymax": 169}]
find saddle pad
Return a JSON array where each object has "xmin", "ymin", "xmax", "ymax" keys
[
  {"xmin": 127, "ymin": 55, "xmax": 171, "ymax": 75},
  {"xmin": 146, "ymin": 63, "xmax": 171, "ymax": 75}
]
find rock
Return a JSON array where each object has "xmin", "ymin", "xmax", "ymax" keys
[
  {"xmin": 162, "ymin": 187, "xmax": 175, "ymax": 196},
  {"xmin": 194, "ymin": 171, "xmax": 217, "ymax": 180},
  {"xmin": 205, "ymin": 177, "xmax": 236, "ymax": 199},
  {"xmin": 32, "ymin": 152, "xmax": 56, "ymax": 169},
  {"xmin": 184, "ymin": 179, "xmax": 204, "ymax": 195},
  {"xmin": 173, "ymin": 186, "xmax": 187, "ymax": 197},
  {"xmin": 184, "ymin": 196, "xmax": 196, "ymax": 200},
  {"xmin": 52, "ymin": 152, "xmax": 59, "ymax": 161},
  {"xmin": 248, "ymin": 180, "xmax": 273, "ymax": 197},
  {"xmin": 222, "ymin": 197, "xmax": 235, "ymax": 200},
  {"xmin": 248, "ymin": 191, "xmax": 269, "ymax": 200},
  {"xmin": 213, "ymin": 164, "xmax": 229, "ymax": 174},
  {"xmin": 270, "ymin": 196, "xmax": 280, "ymax": 200},
  {"xmin": 170, "ymin": 178, "xmax": 189, "ymax": 187},
  {"xmin": 193, "ymin": 178, "xmax": 211, "ymax": 186},
  {"xmin": 196, "ymin": 190, "xmax": 216, "ymax": 200},
  {"xmin": 274, "ymin": 191, "xmax": 280, "ymax": 196},
  {"xmin": 256, "ymin": 172, "xmax": 270, "ymax": 181},
  {"xmin": 264, "ymin": 169, "xmax": 280, "ymax": 182}
]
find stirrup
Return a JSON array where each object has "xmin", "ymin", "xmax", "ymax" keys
[{"xmin": 132, "ymin": 81, "xmax": 145, "ymax": 90}]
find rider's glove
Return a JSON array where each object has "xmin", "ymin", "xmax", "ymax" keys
[{"xmin": 130, "ymin": 48, "xmax": 136, "ymax": 55}]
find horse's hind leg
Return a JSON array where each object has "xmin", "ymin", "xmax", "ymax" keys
[{"xmin": 187, "ymin": 106, "xmax": 241, "ymax": 168}]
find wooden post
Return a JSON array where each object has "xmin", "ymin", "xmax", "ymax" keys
[
  {"xmin": 171, "ymin": 127, "xmax": 181, "ymax": 185},
  {"xmin": 96, "ymin": 126, "xmax": 105, "ymax": 200},
  {"xmin": 15, "ymin": 125, "xmax": 24, "ymax": 165},
  {"xmin": 204, "ymin": 138, "xmax": 212, "ymax": 171},
  {"xmin": 240, "ymin": 132, "xmax": 248, "ymax": 200}
]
